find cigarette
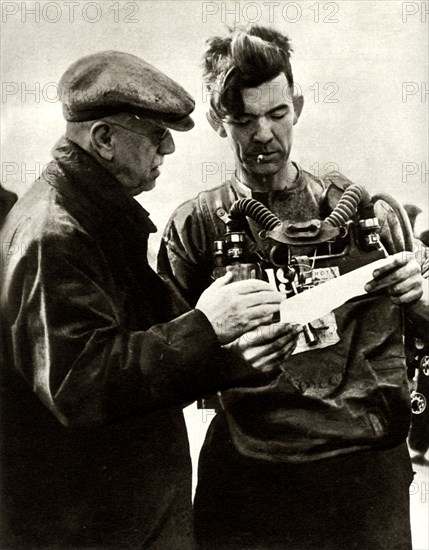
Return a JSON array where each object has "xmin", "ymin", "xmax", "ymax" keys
[{"xmin": 257, "ymin": 154, "xmax": 264, "ymax": 163}]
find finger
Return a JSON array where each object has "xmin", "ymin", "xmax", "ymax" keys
[
  {"xmin": 269, "ymin": 329, "xmax": 301, "ymax": 350},
  {"xmin": 250, "ymin": 323, "xmax": 302, "ymax": 348},
  {"xmin": 373, "ymin": 252, "xmax": 415, "ymax": 275},
  {"xmin": 237, "ymin": 323, "xmax": 287, "ymax": 351},
  {"xmin": 259, "ymin": 362, "xmax": 283, "ymax": 374},
  {"xmin": 247, "ymin": 334, "xmax": 293, "ymax": 355},
  {"xmin": 208, "ymin": 271, "xmax": 234, "ymax": 289},
  {"xmin": 284, "ymin": 340, "xmax": 298, "ymax": 360},
  {"xmin": 264, "ymin": 322, "xmax": 301, "ymax": 339},
  {"xmin": 230, "ymin": 279, "xmax": 284, "ymax": 296},
  {"xmin": 390, "ymin": 288, "xmax": 423, "ymax": 305},
  {"xmin": 365, "ymin": 265, "xmax": 414, "ymax": 292},
  {"xmin": 259, "ymin": 345, "xmax": 299, "ymax": 373},
  {"xmin": 238, "ymin": 292, "xmax": 284, "ymax": 311},
  {"xmin": 245, "ymin": 329, "xmax": 300, "ymax": 361},
  {"xmin": 368, "ymin": 254, "xmax": 418, "ymax": 282},
  {"xmin": 245, "ymin": 303, "xmax": 281, "ymax": 321},
  {"xmin": 245, "ymin": 323, "xmax": 295, "ymax": 343},
  {"xmin": 252, "ymin": 349, "xmax": 286, "ymax": 371},
  {"xmin": 237, "ymin": 327, "xmax": 265, "ymax": 351},
  {"xmin": 388, "ymin": 276, "xmax": 422, "ymax": 297},
  {"xmin": 244, "ymin": 314, "xmax": 281, "ymax": 333}
]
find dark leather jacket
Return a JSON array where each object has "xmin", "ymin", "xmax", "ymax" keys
[
  {"xmin": 0, "ymin": 184, "xmax": 17, "ymax": 228},
  {"xmin": 0, "ymin": 138, "xmax": 255, "ymax": 548}
]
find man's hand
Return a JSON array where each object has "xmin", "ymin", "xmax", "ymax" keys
[
  {"xmin": 227, "ymin": 323, "xmax": 302, "ymax": 373},
  {"xmin": 364, "ymin": 251, "xmax": 423, "ymax": 305},
  {"xmin": 196, "ymin": 272, "xmax": 284, "ymax": 345}
]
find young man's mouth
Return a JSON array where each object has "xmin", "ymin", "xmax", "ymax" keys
[{"xmin": 252, "ymin": 151, "xmax": 279, "ymax": 163}]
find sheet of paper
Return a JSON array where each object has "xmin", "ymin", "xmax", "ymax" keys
[{"xmin": 280, "ymin": 257, "xmax": 393, "ymax": 325}]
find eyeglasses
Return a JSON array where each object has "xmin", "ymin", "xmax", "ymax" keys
[{"xmin": 104, "ymin": 116, "xmax": 170, "ymax": 146}]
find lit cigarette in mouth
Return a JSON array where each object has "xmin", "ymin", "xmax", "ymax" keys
[{"xmin": 257, "ymin": 154, "xmax": 264, "ymax": 163}]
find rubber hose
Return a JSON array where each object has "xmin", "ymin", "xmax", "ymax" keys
[
  {"xmin": 229, "ymin": 198, "xmax": 281, "ymax": 231},
  {"xmin": 325, "ymin": 184, "xmax": 372, "ymax": 228},
  {"xmin": 371, "ymin": 193, "xmax": 414, "ymax": 252}
]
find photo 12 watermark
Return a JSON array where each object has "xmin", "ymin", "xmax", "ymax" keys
[
  {"xmin": 202, "ymin": 162, "xmax": 235, "ymax": 184},
  {"xmin": 402, "ymin": 82, "xmax": 428, "ymax": 103},
  {"xmin": 2, "ymin": 161, "xmax": 49, "ymax": 186},
  {"xmin": 1, "ymin": 80, "xmax": 147, "ymax": 105},
  {"xmin": 409, "ymin": 480, "xmax": 429, "ymax": 504},
  {"xmin": 402, "ymin": 162, "xmax": 428, "ymax": 184},
  {"xmin": 201, "ymin": 1, "xmax": 340, "ymax": 24},
  {"xmin": 402, "ymin": 1, "xmax": 428, "ymax": 23},
  {"xmin": 1, "ymin": 1, "xmax": 140, "ymax": 24},
  {"xmin": 1, "ymin": 240, "xmax": 30, "ymax": 264},
  {"xmin": 201, "ymin": 80, "xmax": 340, "ymax": 106},
  {"xmin": 201, "ymin": 160, "xmax": 340, "ymax": 185}
]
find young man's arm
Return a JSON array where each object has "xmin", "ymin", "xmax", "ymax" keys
[{"xmin": 158, "ymin": 198, "xmax": 215, "ymax": 307}]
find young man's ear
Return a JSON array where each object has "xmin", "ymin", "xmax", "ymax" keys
[
  {"xmin": 293, "ymin": 95, "xmax": 304, "ymax": 124},
  {"xmin": 89, "ymin": 121, "xmax": 115, "ymax": 160},
  {"xmin": 206, "ymin": 111, "xmax": 227, "ymax": 138}
]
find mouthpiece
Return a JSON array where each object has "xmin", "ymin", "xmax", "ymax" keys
[{"xmin": 257, "ymin": 154, "xmax": 264, "ymax": 163}]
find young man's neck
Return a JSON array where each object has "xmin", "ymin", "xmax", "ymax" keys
[{"xmin": 235, "ymin": 161, "xmax": 298, "ymax": 193}]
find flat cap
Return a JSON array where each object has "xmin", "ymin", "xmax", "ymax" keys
[{"xmin": 59, "ymin": 51, "xmax": 194, "ymax": 131}]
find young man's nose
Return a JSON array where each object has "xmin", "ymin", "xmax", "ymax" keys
[{"xmin": 253, "ymin": 117, "xmax": 274, "ymax": 143}]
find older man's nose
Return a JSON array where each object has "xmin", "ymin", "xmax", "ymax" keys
[{"xmin": 159, "ymin": 130, "xmax": 175, "ymax": 155}]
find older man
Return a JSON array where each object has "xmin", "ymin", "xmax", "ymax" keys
[
  {"xmin": 0, "ymin": 51, "xmax": 283, "ymax": 548},
  {"xmin": 158, "ymin": 26, "xmax": 425, "ymax": 549}
]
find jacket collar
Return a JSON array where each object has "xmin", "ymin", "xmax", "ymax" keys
[{"xmin": 47, "ymin": 136, "xmax": 157, "ymax": 235}]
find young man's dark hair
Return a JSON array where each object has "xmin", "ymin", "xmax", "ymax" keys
[{"xmin": 204, "ymin": 25, "xmax": 294, "ymax": 121}]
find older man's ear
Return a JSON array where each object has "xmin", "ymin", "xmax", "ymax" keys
[{"xmin": 89, "ymin": 122, "xmax": 115, "ymax": 161}]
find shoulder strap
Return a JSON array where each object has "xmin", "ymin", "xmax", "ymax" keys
[{"xmin": 197, "ymin": 181, "xmax": 241, "ymax": 244}]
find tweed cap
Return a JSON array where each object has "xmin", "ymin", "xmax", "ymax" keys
[{"xmin": 59, "ymin": 51, "xmax": 194, "ymax": 131}]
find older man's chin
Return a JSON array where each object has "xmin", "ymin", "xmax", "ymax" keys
[{"xmin": 129, "ymin": 178, "xmax": 157, "ymax": 196}]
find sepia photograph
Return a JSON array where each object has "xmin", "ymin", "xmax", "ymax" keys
[{"xmin": 1, "ymin": 1, "xmax": 428, "ymax": 548}]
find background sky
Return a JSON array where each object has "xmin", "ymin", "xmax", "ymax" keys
[
  {"xmin": 1, "ymin": 2, "xmax": 428, "ymax": 546},
  {"xmin": 2, "ymin": 0, "xmax": 428, "ymax": 260}
]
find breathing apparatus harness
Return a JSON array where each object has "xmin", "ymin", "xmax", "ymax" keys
[
  {"xmin": 213, "ymin": 182, "xmax": 413, "ymax": 287},
  {"xmin": 210, "ymin": 183, "xmax": 427, "ymax": 413}
]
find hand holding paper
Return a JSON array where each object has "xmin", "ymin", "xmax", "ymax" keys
[
  {"xmin": 364, "ymin": 251, "xmax": 423, "ymax": 305},
  {"xmin": 280, "ymin": 257, "xmax": 397, "ymax": 325}
]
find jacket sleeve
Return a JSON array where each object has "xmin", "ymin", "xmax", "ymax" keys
[
  {"xmin": 157, "ymin": 198, "xmax": 215, "ymax": 307},
  {"xmin": 3, "ymin": 225, "xmax": 256, "ymax": 428}
]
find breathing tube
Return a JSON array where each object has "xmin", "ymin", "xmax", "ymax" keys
[
  {"xmin": 227, "ymin": 184, "xmax": 372, "ymax": 234},
  {"xmin": 324, "ymin": 184, "xmax": 372, "ymax": 227},
  {"xmin": 227, "ymin": 185, "xmax": 414, "ymax": 249},
  {"xmin": 371, "ymin": 193, "xmax": 414, "ymax": 252},
  {"xmin": 228, "ymin": 197, "xmax": 281, "ymax": 232}
]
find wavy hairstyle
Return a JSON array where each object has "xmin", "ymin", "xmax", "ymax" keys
[{"xmin": 203, "ymin": 25, "xmax": 294, "ymax": 122}]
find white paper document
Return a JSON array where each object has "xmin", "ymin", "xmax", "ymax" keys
[{"xmin": 280, "ymin": 257, "xmax": 393, "ymax": 325}]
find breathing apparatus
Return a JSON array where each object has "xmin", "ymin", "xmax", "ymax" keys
[
  {"xmin": 213, "ymin": 182, "xmax": 415, "ymax": 288},
  {"xmin": 210, "ymin": 183, "xmax": 427, "ymax": 414}
]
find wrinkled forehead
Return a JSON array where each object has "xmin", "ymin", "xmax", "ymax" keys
[{"xmin": 240, "ymin": 73, "xmax": 293, "ymax": 115}]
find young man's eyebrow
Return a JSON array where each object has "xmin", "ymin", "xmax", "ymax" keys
[
  {"xmin": 266, "ymin": 104, "xmax": 289, "ymax": 114},
  {"xmin": 239, "ymin": 104, "xmax": 289, "ymax": 117}
]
